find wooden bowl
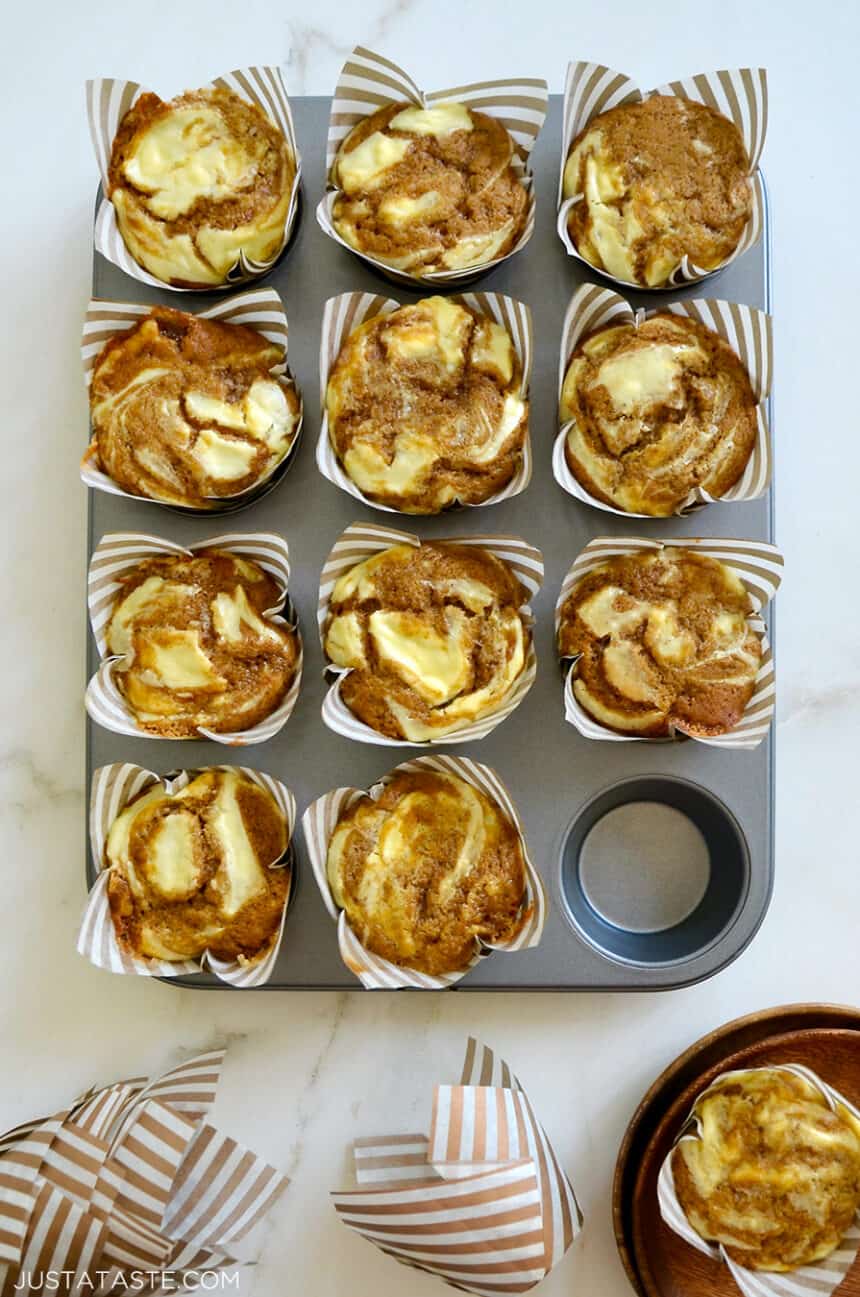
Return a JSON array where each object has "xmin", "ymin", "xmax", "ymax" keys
[{"xmin": 612, "ymin": 1003, "xmax": 860, "ymax": 1297}]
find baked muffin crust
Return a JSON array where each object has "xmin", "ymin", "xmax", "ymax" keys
[
  {"xmin": 108, "ymin": 87, "xmax": 295, "ymax": 287},
  {"xmin": 561, "ymin": 314, "xmax": 757, "ymax": 516},
  {"xmin": 673, "ymin": 1069, "xmax": 860, "ymax": 1271},
  {"xmin": 324, "ymin": 541, "xmax": 529, "ymax": 741},
  {"xmin": 326, "ymin": 769, "xmax": 527, "ymax": 974},
  {"xmin": 562, "ymin": 95, "xmax": 752, "ymax": 287},
  {"xmin": 89, "ymin": 306, "xmax": 300, "ymax": 509},
  {"xmin": 331, "ymin": 101, "xmax": 528, "ymax": 274},
  {"xmin": 105, "ymin": 769, "xmax": 289, "ymax": 962},
  {"xmin": 326, "ymin": 296, "xmax": 527, "ymax": 513},
  {"xmin": 105, "ymin": 549, "xmax": 299, "ymax": 737},
  {"xmin": 557, "ymin": 549, "xmax": 761, "ymax": 737}
]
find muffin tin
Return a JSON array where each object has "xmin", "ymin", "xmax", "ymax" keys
[{"xmin": 85, "ymin": 95, "xmax": 775, "ymax": 990}]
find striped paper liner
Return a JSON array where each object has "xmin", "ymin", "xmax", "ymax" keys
[
  {"xmin": 316, "ymin": 47, "xmax": 547, "ymax": 287},
  {"xmin": 556, "ymin": 63, "xmax": 767, "ymax": 288},
  {"xmin": 555, "ymin": 536, "xmax": 783, "ymax": 749},
  {"xmin": 318, "ymin": 522, "xmax": 543, "ymax": 746},
  {"xmin": 0, "ymin": 1050, "xmax": 287, "ymax": 1293},
  {"xmin": 78, "ymin": 763, "xmax": 296, "ymax": 986},
  {"xmin": 85, "ymin": 531, "xmax": 302, "ymax": 745},
  {"xmin": 302, "ymin": 756, "xmax": 547, "ymax": 990},
  {"xmin": 331, "ymin": 1038, "xmax": 581, "ymax": 1294},
  {"xmin": 552, "ymin": 284, "xmax": 773, "ymax": 515},
  {"xmin": 86, "ymin": 68, "xmax": 302, "ymax": 291},
  {"xmin": 658, "ymin": 1065, "xmax": 860, "ymax": 1297},
  {"xmin": 80, "ymin": 288, "xmax": 304, "ymax": 513},
  {"xmin": 317, "ymin": 291, "xmax": 534, "ymax": 514}
]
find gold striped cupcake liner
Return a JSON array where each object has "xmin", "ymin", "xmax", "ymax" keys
[
  {"xmin": 301, "ymin": 755, "xmax": 547, "ymax": 990},
  {"xmin": 85, "ymin": 531, "xmax": 302, "ymax": 745},
  {"xmin": 317, "ymin": 290, "xmax": 533, "ymax": 513},
  {"xmin": 317, "ymin": 521, "xmax": 544, "ymax": 746},
  {"xmin": 555, "ymin": 536, "xmax": 784, "ymax": 749},
  {"xmin": 78, "ymin": 762, "xmax": 296, "ymax": 987},
  {"xmin": 552, "ymin": 283, "xmax": 773, "ymax": 516},
  {"xmin": 658, "ymin": 1064, "xmax": 860, "ymax": 1297},
  {"xmin": 332, "ymin": 1037, "xmax": 582, "ymax": 1292},
  {"xmin": 0, "ymin": 1049, "xmax": 288, "ymax": 1291},
  {"xmin": 80, "ymin": 288, "xmax": 304, "ymax": 515},
  {"xmin": 86, "ymin": 67, "xmax": 302, "ymax": 291},
  {"xmin": 557, "ymin": 62, "xmax": 767, "ymax": 288},
  {"xmin": 316, "ymin": 46, "xmax": 548, "ymax": 287}
]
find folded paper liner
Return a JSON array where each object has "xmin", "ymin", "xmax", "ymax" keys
[
  {"xmin": 80, "ymin": 287, "xmax": 304, "ymax": 511},
  {"xmin": 78, "ymin": 762, "xmax": 296, "ymax": 986},
  {"xmin": 555, "ymin": 535, "xmax": 783, "ymax": 748},
  {"xmin": 658, "ymin": 1064, "xmax": 860, "ymax": 1297},
  {"xmin": 317, "ymin": 521, "xmax": 543, "ymax": 746},
  {"xmin": 332, "ymin": 1037, "xmax": 582, "ymax": 1293},
  {"xmin": 86, "ymin": 67, "xmax": 302, "ymax": 290},
  {"xmin": 301, "ymin": 754, "xmax": 546, "ymax": 989},
  {"xmin": 556, "ymin": 62, "xmax": 767, "ymax": 288},
  {"xmin": 552, "ymin": 283, "xmax": 773, "ymax": 515},
  {"xmin": 0, "ymin": 1049, "xmax": 288, "ymax": 1294},
  {"xmin": 316, "ymin": 46, "xmax": 548, "ymax": 286},
  {"xmin": 317, "ymin": 291, "xmax": 534, "ymax": 512},
  {"xmin": 85, "ymin": 531, "xmax": 303, "ymax": 745}
]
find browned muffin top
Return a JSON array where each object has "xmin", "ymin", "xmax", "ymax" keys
[
  {"xmin": 673, "ymin": 1069, "xmax": 860, "ymax": 1272},
  {"xmin": 562, "ymin": 95, "xmax": 752, "ymax": 287},
  {"xmin": 324, "ymin": 541, "xmax": 529, "ymax": 741},
  {"xmin": 105, "ymin": 768, "xmax": 289, "ymax": 962},
  {"xmin": 557, "ymin": 549, "xmax": 761, "ymax": 737},
  {"xmin": 326, "ymin": 296, "xmax": 527, "ymax": 513},
  {"xmin": 88, "ymin": 306, "xmax": 300, "ymax": 509},
  {"xmin": 108, "ymin": 87, "xmax": 294, "ymax": 287},
  {"xmin": 105, "ymin": 549, "xmax": 299, "ymax": 737},
  {"xmin": 561, "ymin": 314, "xmax": 757, "ymax": 516},
  {"xmin": 331, "ymin": 101, "xmax": 528, "ymax": 274},
  {"xmin": 326, "ymin": 769, "xmax": 527, "ymax": 975}
]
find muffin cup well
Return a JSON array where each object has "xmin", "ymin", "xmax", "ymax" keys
[
  {"xmin": 552, "ymin": 284, "xmax": 772, "ymax": 516},
  {"xmin": 301, "ymin": 755, "xmax": 546, "ymax": 989},
  {"xmin": 87, "ymin": 67, "xmax": 302, "ymax": 291},
  {"xmin": 318, "ymin": 521, "xmax": 543, "ymax": 746},
  {"xmin": 80, "ymin": 288, "xmax": 304, "ymax": 515},
  {"xmin": 317, "ymin": 291, "xmax": 533, "ymax": 513},
  {"xmin": 78, "ymin": 762, "xmax": 296, "ymax": 986},
  {"xmin": 556, "ymin": 62, "xmax": 767, "ymax": 289},
  {"xmin": 315, "ymin": 46, "xmax": 547, "ymax": 287},
  {"xmin": 555, "ymin": 536, "xmax": 783, "ymax": 749},
  {"xmin": 657, "ymin": 1064, "xmax": 860, "ymax": 1297},
  {"xmin": 86, "ymin": 531, "xmax": 303, "ymax": 744}
]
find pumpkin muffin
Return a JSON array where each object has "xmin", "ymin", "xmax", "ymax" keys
[
  {"xmin": 562, "ymin": 95, "xmax": 752, "ymax": 287},
  {"xmin": 88, "ymin": 306, "xmax": 300, "ymax": 508},
  {"xmin": 104, "ymin": 549, "xmax": 299, "ymax": 736},
  {"xmin": 561, "ymin": 313, "xmax": 757, "ymax": 516},
  {"xmin": 107, "ymin": 86, "xmax": 295, "ymax": 287},
  {"xmin": 557, "ymin": 548, "xmax": 761, "ymax": 737},
  {"xmin": 324, "ymin": 541, "xmax": 530, "ymax": 741},
  {"xmin": 326, "ymin": 768, "xmax": 527, "ymax": 974},
  {"xmin": 673, "ymin": 1068, "xmax": 860, "ymax": 1271},
  {"xmin": 326, "ymin": 296, "xmax": 527, "ymax": 512},
  {"xmin": 331, "ymin": 101, "xmax": 528, "ymax": 274},
  {"xmin": 105, "ymin": 769, "xmax": 289, "ymax": 962}
]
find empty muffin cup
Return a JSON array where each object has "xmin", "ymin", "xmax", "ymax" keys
[{"xmin": 559, "ymin": 776, "xmax": 749, "ymax": 967}]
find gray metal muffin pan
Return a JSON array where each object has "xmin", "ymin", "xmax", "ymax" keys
[{"xmin": 85, "ymin": 96, "xmax": 775, "ymax": 990}]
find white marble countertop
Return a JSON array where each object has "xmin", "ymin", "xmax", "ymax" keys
[{"xmin": 2, "ymin": 0, "xmax": 859, "ymax": 1292}]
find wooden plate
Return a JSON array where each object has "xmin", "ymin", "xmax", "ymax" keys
[{"xmin": 613, "ymin": 1003, "xmax": 860, "ymax": 1297}]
